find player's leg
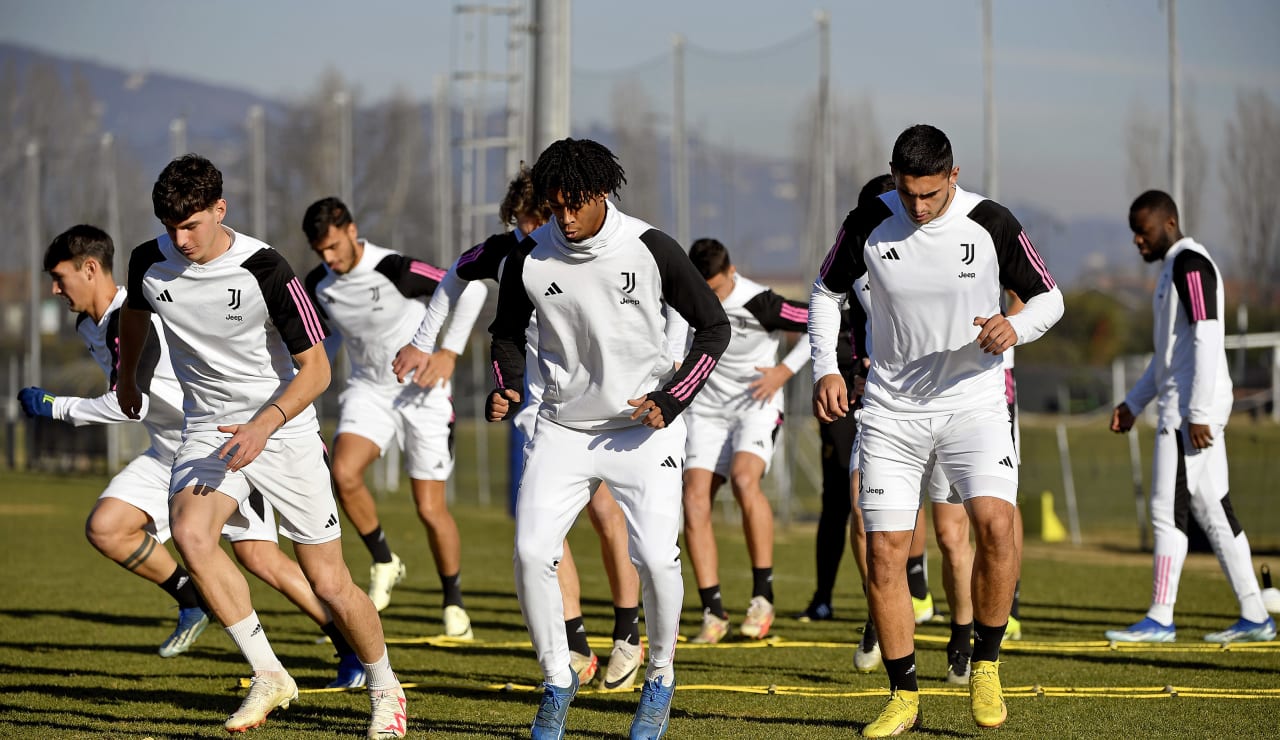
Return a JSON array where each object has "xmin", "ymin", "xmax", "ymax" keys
[
  {"xmin": 800, "ymin": 412, "xmax": 855, "ymax": 621},
  {"xmin": 558, "ymin": 540, "xmax": 600, "ymax": 684},
  {"xmin": 585, "ymin": 483, "xmax": 644, "ymax": 690},
  {"xmin": 930, "ymin": 485, "xmax": 973, "ymax": 685},
  {"xmin": 682, "ymin": 412, "xmax": 732, "ymax": 641},
  {"xmin": 906, "ymin": 505, "xmax": 935, "ymax": 624},
  {"xmin": 728, "ymin": 449, "xmax": 775, "ymax": 639},
  {"xmin": 331, "ymin": 431, "xmax": 405, "ymax": 611}
]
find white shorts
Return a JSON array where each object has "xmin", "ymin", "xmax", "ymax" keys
[
  {"xmin": 171, "ymin": 432, "xmax": 339, "ymax": 545},
  {"xmin": 336, "ymin": 383, "xmax": 455, "ymax": 480},
  {"xmin": 858, "ymin": 405, "xmax": 1019, "ymax": 531},
  {"xmin": 101, "ymin": 450, "xmax": 280, "ymax": 544},
  {"xmin": 1151, "ymin": 421, "xmax": 1230, "ymax": 518},
  {"xmin": 684, "ymin": 406, "xmax": 783, "ymax": 478}
]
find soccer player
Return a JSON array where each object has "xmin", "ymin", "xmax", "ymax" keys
[
  {"xmin": 486, "ymin": 138, "xmax": 729, "ymax": 739},
  {"xmin": 1106, "ymin": 190, "xmax": 1274, "ymax": 644},
  {"xmin": 393, "ymin": 167, "xmax": 646, "ymax": 690},
  {"xmin": 810, "ymin": 125, "xmax": 1063, "ymax": 735},
  {"xmin": 675, "ymin": 238, "xmax": 809, "ymax": 643},
  {"xmin": 117, "ymin": 155, "xmax": 406, "ymax": 737},
  {"xmin": 302, "ymin": 197, "xmax": 481, "ymax": 640},
  {"xmin": 20, "ymin": 224, "xmax": 368, "ymax": 688}
]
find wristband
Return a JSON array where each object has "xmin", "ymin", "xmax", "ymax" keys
[{"xmin": 270, "ymin": 403, "xmax": 287, "ymax": 423}]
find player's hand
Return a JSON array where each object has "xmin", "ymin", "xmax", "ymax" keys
[
  {"xmin": 1188, "ymin": 422, "xmax": 1213, "ymax": 449},
  {"xmin": 627, "ymin": 395, "xmax": 668, "ymax": 429},
  {"xmin": 748, "ymin": 364, "xmax": 794, "ymax": 401},
  {"xmin": 813, "ymin": 373, "xmax": 848, "ymax": 423},
  {"xmin": 216, "ymin": 413, "xmax": 279, "ymax": 472},
  {"xmin": 391, "ymin": 344, "xmax": 430, "ymax": 385},
  {"xmin": 117, "ymin": 382, "xmax": 144, "ymax": 420},
  {"xmin": 1110, "ymin": 403, "xmax": 1135, "ymax": 433},
  {"xmin": 17, "ymin": 387, "xmax": 55, "ymax": 418},
  {"xmin": 973, "ymin": 313, "xmax": 1018, "ymax": 355},
  {"xmin": 486, "ymin": 388, "xmax": 521, "ymax": 422},
  {"xmin": 852, "ymin": 358, "xmax": 871, "ymax": 403}
]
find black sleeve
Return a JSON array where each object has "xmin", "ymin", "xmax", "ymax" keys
[
  {"xmin": 104, "ymin": 308, "xmax": 162, "ymax": 393},
  {"xmin": 241, "ymin": 249, "xmax": 330, "ymax": 355},
  {"xmin": 303, "ymin": 264, "xmax": 331, "ymax": 321},
  {"xmin": 968, "ymin": 200, "xmax": 1057, "ymax": 302},
  {"xmin": 456, "ymin": 232, "xmax": 519, "ymax": 283},
  {"xmin": 374, "ymin": 254, "xmax": 446, "ymax": 299},
  {"xmin": 638, "ymin": 229, "xmax": 730, "ymax": 422},
  {"xmin": 486, "ymin": 248, "xmax": 535, "ymax": 415},
  {"xmin": 743, "ymin": 289, "xmax": 809, "ymax": 332},
  {"xmin": 1172, "ymin": 251, "xmax": 1219, "ymax": 323},
  {"xmin": 125, "ymin": 239, "xmax": 164, "ymax": 312},
  {"xmin": 816, "ymin": 201, "xmax": 887, "ymax": 294}
]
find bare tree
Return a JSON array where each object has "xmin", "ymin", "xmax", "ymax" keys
[
  {"xmin": 1221, "ymin": 89, "xmax": 1280, "ymax": 302},
  {"xmin": 1125, "ymin": 100, "xmax": 1163, "ymax": 197}
]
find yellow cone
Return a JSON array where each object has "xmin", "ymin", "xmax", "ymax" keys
[{"xmin": 1041, "ymin": 490, "xmax": 1068, "ymax": 543}]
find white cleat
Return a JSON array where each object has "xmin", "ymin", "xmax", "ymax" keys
[
  {"xmin": 443, "ymin": 604, "xmax": 474, "ymax": 640},
  {"xmin": 367, "ymin": 683, "xmax": 408, "ymax": 739},
  {"xmin": 602, "ymin": 639, "xmax": 645, "ymax": 691},
  {"xmin": 740, "ymin": 595, "xmax": 775, "ymax": 639},
  {"xmin": 368, "ymin": 554, "xmax": 406, "ymax": 612},
  {"xmin": 225, "ymin": 671, "xmax": 298, "ymax": 733}
]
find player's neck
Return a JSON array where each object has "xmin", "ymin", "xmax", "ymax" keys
[
  {"xmin": 349, "ymin": 238, "xmax": 367, "ymax": 269},
  {"xmin": 88, "ymin": 284, "xmax": 119, "ymax": 324}
]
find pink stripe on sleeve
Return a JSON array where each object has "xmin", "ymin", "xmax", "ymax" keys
[
  {"xmin": 1018, "ymin": 232, "xmax": 1056, "ymax": 290},
  {"xmin": 457, "ymin": 244, "xmax": 485, "ymax": 267},
  {"xmin": 492, "ymin": 360, "xmax": 505, "ymax": 389},
  {"xmin": 671, "ymin": 354, "xmax": 717, "ymax": 401},
  {"xmin": 286, "ymin": 277, "xmax": 326, "ymax": 345},
  {"xmin": 1186, "ymin": 271, "xmax": 1207, "ymax": 321},
  {"xmin": 779, "ymin": 304, "xmax": 809, "ymax": 323},
  {"xmin": 818, "ymin": 228, "xmax": 845, "ymax": 282},
  {"xmin": 410, "ymin": 261, "xmax": 447, "ymax": 282}
]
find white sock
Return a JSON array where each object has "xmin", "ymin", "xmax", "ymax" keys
[
  {"xmin": 545, "ymin": 665, "xmax": 575, "ymax": 689},
  {"xmin": 225, "ymin": 611, "xmax": 284, "ymax": 674},
  {"xmin": 1146, "ymin": 604, "xmax": 1175, "ymax": 626},
  {"xmin": 1240, "ymin": 594, "xmax": 1269, "ymax": 623},
  {"xmin": 644, "ymin": 662, "xmax": 675, "ymax": 687},
  {"xmin": 362, "ymin": 647, "xmax": 398, "ymax": 690}
]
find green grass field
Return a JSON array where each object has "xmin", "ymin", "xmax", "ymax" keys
[{"xmin": 2, "ymin": 422, "xmax": 1279, "ymax": 739}]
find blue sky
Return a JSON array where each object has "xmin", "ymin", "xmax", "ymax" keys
[{"xmin": 4, "ymin": 0, "xmax": 1278, "ymax": 249}]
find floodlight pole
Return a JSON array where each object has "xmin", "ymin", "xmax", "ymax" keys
[
  {"xmin": 672, "ymin": 34, "xmax": 689, "ymax": 248},
  {"xmin": 1167, "ymin": 0, "xmax": 1183, "ymax": 225},
  {"xmin": 530, "ymin": 0, "xmax": 571, "ymax": 155},
  {"xmin": 982, "ymin": 0, "xmax": 998, "ymax": 198}
]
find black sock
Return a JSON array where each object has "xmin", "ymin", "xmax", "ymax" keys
[
  {"xmin": 322, "ymin": 620, "xmax": 356, "ymax": 657},
  {"xmin": 1010, "ymin": 580, "xmax": 1021, "ymax": 619},
  {"xmin": 440, "ymin": 572, "xmax": 464, "ymax": 608},
  {"xmin": 906, "ymin": 555, "xmax": 929, "ymax": 600},
  {"xmin": 565, "ymin": 616, "xmax": 590, "ymax": 655},
  {"xmin": 361, "ymin": 526, "xmax": 393, "ymax": 563},
  {"xmin": 698, "ymin": 585, "xmax": 727, "ymax": 619},
  {"xmin": 973, "ymin": 620, "xmax": 1007, "ymax": 663},
  {"xmin": 751, "ymin": 567, "xmax": 774, "ymax": 603},
  {"xmin": 948, "ymin": 621, "xmax": 974, "ymax": 656},
  {"xmin": 613, "ymin": 606, "xmax": 641, "ymax": 645},
  {"xmin": 160, "ymin": 566, "xmax": 204, "ymax": 610},
  {"xmin": 861, "ymin": 618, "xmax": 878, "ymax": 648},
  {"xmin": 884, "ymin": 653, "xmax": 919, "ymax": 693}
]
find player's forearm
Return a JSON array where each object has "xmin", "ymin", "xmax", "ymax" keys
[
  {"xmin": 55, "ymin": 392, "xmax": 150, "ymax": 426},
  {"xmin": 437, "ymin": 278, "xmax": 488, "ymax": 355},
  {"xmin": 1124, "ymin": 357, "xmax": 1158, "ymax": 414},
  {"xmin": 412, "ymin": 268, "xmax": 468, "ymax": 352},
  {"xmin": 1187, "ymin": 319, "xmax": 1223, "ymax": 423},
  {"xmin": 781, "ymin": 333, "xmax": 811, "ymax": 375},
  {"xmin": 808, "ymin": 281, "xmax": 844, "ymax": 381},
  {"xmin": 275, "ymin": 344, "xmax": 331, "ymax": 420},
  {"xmin": 115, "ymin": 307, "xmax": 152, "ymax": 388},
  {"xmin": 1006, "ymin": 286, "xmax": 1064, "ymax": 346}
]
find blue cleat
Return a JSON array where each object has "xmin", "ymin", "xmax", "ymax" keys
[
  {"xmin": 1204, "ymin": 616, "xmax": 1276, "ymax": 643},
  {"xmin": 629, "ymin": 675, "xmax": 676, "ymax": 739},
  {"xmin": 159, "ymin": 606, "xmax": 210, "ymax": 657},
  {"xmin": 1105, "ymin": 616, "xmax": 1176, "ymax": 643},
  {"xmin": 531, "ymin": 670, "xmax": 578, "ymax": 740},
  {"xmin": 328, "ymin": 651, "xmax": 368, "ymax": 689}
]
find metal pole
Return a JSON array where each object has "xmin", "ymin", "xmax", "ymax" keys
[
  {"xmin": 1056, "ymin": 385, "xmax": 1082, "ymax": 545},
  {"xmin": 334, "ymin": 91, "xmax": 353, "ymax": 206},
  {"xmin": 531, "ymin": 0, "xmax": 571, "ymax": 155},
  {"xmin": 506, "ymin": 2, "xmax": 530, "ymax": 177},
  {"xmin": 101, "ymin": 132, "xmax": 123, "ymax": 474},
  {"xmin": 816, "ymin": 10, "xmax": 834, "ymax": 234},
  {"xmin": 1167, "ymin": 0, "xmax": 1183, "ymax": 223},
  {"xmin": 982, "ymin": 0, "xmax": 998, "ymax": 198},
  {"xmin": 26, "ymin": 140, "xmax": 42, "ymax": 389},
  {"xmin": 169, "ymin": 117, "xmax": 187, "ymax": 158},
  {"xmin": 672, "ymin": 34, "xmax": 689, "ymax": 247},
  {"xmin": 247, "ymin": 105, "xmax": 267, "ymax": 238},
  {"xmin": 434, "ymin": 75, "xmax": 455, "ymax": 265}
]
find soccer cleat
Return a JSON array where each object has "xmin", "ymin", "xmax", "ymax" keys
[
  {"xmin": 531, "ymin": 670, "xmax": 578, "ymax": 740},
  {"xmin": 945, "ymin": 649, "xmax": 971, "ymax": 685},
  {"xmin": 911, "ymin": 593, "xmax": 935, "ymax": 624},
  {"xmin": 368, "ymin": 554, "xmax": 406, "ymax": 612},
  {"xmin": 442, "ymin": 604, "xmax": 474, "ymax": 640},
  {"xmin": 854, "ymin": 620, "xmax": 882, "ymax": 673},
  {"xmin": 861, "ymin": 689, "xmax": 920, "ymax": 738},
  {"xmin": 328, "ymin": 652, "xmax": 368, "ymax": 689},
  {"xmin": 969, "ymin": 660, "xmax": 1007, "ymax": 729},
  {"xmin": 1003, "ymin": 615, "xmax": 1023, "ymax": 643},
  {"xmin": 1105, "ymin": 616, "xmax": 1176, "ymax": 643},
  {"xmin": 159, "ymin": 606, "xmax": 210, "ymax": 658},
  {"xmin": 629, "ymin": 676, "xmax": 676, "ymax": 739},
  {"xmin": 569, "ymin": 649, "xmax": 599, "ymax": 685},
  {"xmin": 796, "ymin": 599, "xmax": 833, "ymax": 623},
  {"xmin": 740, "ymin": 595, "xmax": 775, "ymax": 639},
  {"xmin": 1203, "ymin": 616, "xmax": 1277, "ymax": 643},
  {"xmin": 691, "ymin": 609, "xmax": 730, "ymax": 644},
  {"xmin": 225, "ymin": 671, "xmax": 298, "ymax": 733},
  {"xmin": 603, "ymin": 639, "xmax": 645, "ymax": 691},
  {"xmin": 366, "ymin": 682, "xmax": 408, "ymax": 739}
]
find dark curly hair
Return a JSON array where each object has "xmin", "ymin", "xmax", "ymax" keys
[
  {"xmin": 530, "ymin": 138, "xmax": 626, "ymax": 211},
  {"xmin": 500, "ymin": 165, "xmax": 552, "ymax": 226},
  {"xmin": 152, "ymin": 154, "xmax": 223, "ymax": 225}
]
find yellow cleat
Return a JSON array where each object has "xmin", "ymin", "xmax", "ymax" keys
[
  {"xmin": 969, "ymin": 660, "xmax": 1008, "ymax": 729},
  {"xmin": 1003, "ymin": 615, "xmax": 1022, "ymax": 643},
  {"xmin": 862, "ymin": 689, "xmax": 920, "ymax": 738},
  {"xmin": 911, "ymin": 593, "xmax": 934, "ymax": 624}
]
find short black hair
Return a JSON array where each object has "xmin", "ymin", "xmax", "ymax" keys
[
  {"xmin": 531, "ymin": 138, "xmax": 627, "ymax": 211},
  {"xmin": 500, "ymin": 165, "xmax": 552, "ymax": 226},
  {"xmin": 44, "ymin": 224, "xmax": 113, "ymax": 273},
  {"xmin": 1129, "ymin": 189, "xmax": 1179, "ymax": 222},
  {"xmin": 152, "ymin": 154, "xmax": 223, "ymax": 225},
  {"xmin": 857, "ymin": 173, "xmax": 895, "ymax": 209},
  {"xmin": 890, "ymin": 124, "xmax": 953, "ymax": 177},
  {"xmin": 302, "ymin": 197, "xmax": 355, "ymax": 244},
  {"xmin": 688, "ymin": 238, "xmax": 731, "ymax": 280}
]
